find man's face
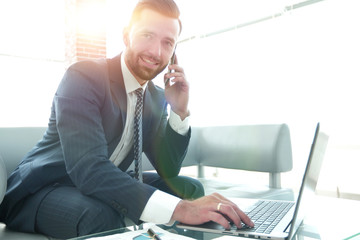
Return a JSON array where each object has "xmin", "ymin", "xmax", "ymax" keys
[{"xmin": 123, "ymin": 9, "xmax": 180, "ymax": 85}]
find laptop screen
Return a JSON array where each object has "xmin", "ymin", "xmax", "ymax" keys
[{"xmin": 288, "ymin": 124, "xmax": 329, "ymax": 238}]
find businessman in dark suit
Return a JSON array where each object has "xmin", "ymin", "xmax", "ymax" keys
[{"xmin": 0, "ymin": 0, "xmax": 253, "ymax": 238}]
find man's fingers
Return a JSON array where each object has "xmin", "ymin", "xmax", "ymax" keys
[
  {"xmin": 212, "ymin": 194, "xmax": 254, "ymax": 228},
  {"xmin": 173, "ymin": 53, "xmax": 178, "ymax": 65},
  {"xmin": 208, "ymin": 211, "xmax": 231, "ymax": 229},
  {"xmin": 168, "ymin": 64, "xmax": 183, "ymax": 74},
  {"xmin": 165, "ymin": 72, "xmax": 183, "ymax": 82},
  {"xmin": 215, "ymin": 203, "xmax": 242, "ymax": 228},
  {"xmin": 164, "ymin": 65, "xmax": 185, "ymax": 86},
  {"xmin": 235, "ymin": 208, "xmax": 254, "ymax": 227}
]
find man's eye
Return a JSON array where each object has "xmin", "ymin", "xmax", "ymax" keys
[{"xmin": 164, "ymin": 41, "xmax": 173, "ymax": 48}]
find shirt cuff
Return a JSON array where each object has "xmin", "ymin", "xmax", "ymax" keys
[
  {"xmin": 169, "ymin": 110, "xmax": 190, "ymax": 136},
  {"xmin": 140, "ymin": 190, "xmax": 181, "ymax": 225}
]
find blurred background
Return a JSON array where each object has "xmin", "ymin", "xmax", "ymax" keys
[{"xmin": 0, "ymin": 0, "xmax": 359, "ymax": 200}]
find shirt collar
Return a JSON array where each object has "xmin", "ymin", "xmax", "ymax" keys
[{"xmin": 121, "ymin": 53, "xmax": 148, "ymax": 94}]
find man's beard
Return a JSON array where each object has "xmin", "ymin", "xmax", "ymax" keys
[{"xmin": 125, "ymin": 49, "xmax": 167, "ymax": 81}]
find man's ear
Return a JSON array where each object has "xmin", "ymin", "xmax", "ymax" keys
[{"xmin": 123, "ymin": 27, "xmax": 130, "ymax": 47}]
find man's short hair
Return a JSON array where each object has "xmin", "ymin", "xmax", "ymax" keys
[{"xmin": 129, "ymin": 0, "xmax": 182, "ymax": 35}]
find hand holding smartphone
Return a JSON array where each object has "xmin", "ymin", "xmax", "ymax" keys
[{"xmin": 164, "ymin": 46, "xmax": 177, "ymax": 87}]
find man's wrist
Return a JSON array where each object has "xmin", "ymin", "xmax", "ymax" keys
[
  {"xmin": 171, "ymin": 200, "xmax": 191, "ymax": 222},
  {"xmin": 177, "ymin": 110, "xmax": 190, "ymax": 121},
  {"xmin": 140, "ymin": 190, "xmax": 181, "ymax": 224},
  {"xmin": 169, "ymin": 110, "xmax": 190, "ymax": 136}
]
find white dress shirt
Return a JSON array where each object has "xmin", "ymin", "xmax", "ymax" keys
[{"xmin": 109, "ymin": 54, "xmax": 189, "ymax": 224}]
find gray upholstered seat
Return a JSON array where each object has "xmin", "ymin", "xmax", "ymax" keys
[
  {"xmin": 0, "ymin": 128, "xmax": 51, "ymax": 240},
  {"xmin": 0, "ymin": 124, "xmax": 294, "ymax": 239},
  {"xmin": 0, "ymin": 155, "xmax": 7, "ymax": 207}
]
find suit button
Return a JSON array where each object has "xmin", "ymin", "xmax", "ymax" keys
[
  {"xmin": 111, "ymin": 201, "xmax": 120, "ymax": 209},
  {"xmin": 111, "ymin": 201, "xmax": 128, "ymax": 215},
  {"xmin": 120, "ymin": 208, "xmax": 128, "ymax": 215}
]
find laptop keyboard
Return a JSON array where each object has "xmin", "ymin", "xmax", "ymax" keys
[{"xmin": 241, "ymin": 200, "xmax": 295, "ymax": 234}]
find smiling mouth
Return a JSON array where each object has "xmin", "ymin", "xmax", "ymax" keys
[{"xmin": 140, "ymin": 55, "xmax": 159, "ymax": 68}]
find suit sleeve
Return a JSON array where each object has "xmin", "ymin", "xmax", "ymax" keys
[
  {"xmin": 143, "ymin": 84, "xmax": 191, "ymax": 179},
  {"xmin": 54, "ymin": 61, "xmax": 155, "ymax": 224}
]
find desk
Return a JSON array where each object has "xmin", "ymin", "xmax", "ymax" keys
[
  {"xmin": 300, "ymin": 196, "xmax": 360, "ymax": 240},
  {"xmin": 69, "ymin": 196, "xmax": 360, "ymax": 240}
]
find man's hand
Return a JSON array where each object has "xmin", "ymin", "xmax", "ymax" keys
[
  {"xmin": 171, "ymin": 193, "xmax": 254, "ymax": 229},
  {"xmin": 164, "ymin": 55, "xmax": 190, "ymax": 120}
]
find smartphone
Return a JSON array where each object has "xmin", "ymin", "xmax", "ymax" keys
[{"xmin": 165, "ymin": 46, "xmax": 177, "ymax": 86}]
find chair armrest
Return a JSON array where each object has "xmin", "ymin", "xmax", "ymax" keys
[{"xmin": 0, "ymin": 127, "xmax": 47, "ymax": 176}]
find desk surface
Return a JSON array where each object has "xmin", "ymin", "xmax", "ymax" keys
[
  {"xmin": 302, "ymin": 196, "xmax": 360, "ymax": 240},
  {"xmin": 69, "ymin": 196, "xmax": 360, "ymax": 240}
]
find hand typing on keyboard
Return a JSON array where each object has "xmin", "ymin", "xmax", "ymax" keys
[{"xmin": 172, "ymin": 193, "xmax": 255, "ymax": 230}]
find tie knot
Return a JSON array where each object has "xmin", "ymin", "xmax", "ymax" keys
[{"xmin": 135, "ymin": 88, "xmax": 143, "ymax": 98}]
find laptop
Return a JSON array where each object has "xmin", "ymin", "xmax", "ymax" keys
[{"xmin": 177, "ymin": 123, "xmax": 329, "ymax": 240}]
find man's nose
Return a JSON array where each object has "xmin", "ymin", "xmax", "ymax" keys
[{"xmin": 148, "ymin": 40, "xmax": 161, "ymax": 57}]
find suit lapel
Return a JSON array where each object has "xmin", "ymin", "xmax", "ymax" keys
[
  {"xmin": 143, "ymin": 82, "xmax": 167, "ymax": 142},
  {"xmin": 107, "ymin": 54, "xmax": 127, "ymax": 127},
  {"xmin": 142, "ymin": 87, "xmax": 153, "ymax": 137}
]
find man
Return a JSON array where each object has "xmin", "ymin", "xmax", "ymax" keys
[{"xmin": 0, "ymin": 0, "xmax": 253, "ymax": 238}]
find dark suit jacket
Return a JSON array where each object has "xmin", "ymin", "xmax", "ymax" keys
[{"xmin": 0, "ymin": 54, "xmax": 190, "ymax": 227}]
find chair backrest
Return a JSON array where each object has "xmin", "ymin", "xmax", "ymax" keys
[
  {"xmin": 197, "ymin": 124, "xmax": 293, "ymax": 172},
  {"xmin": 0, "ymin": 124, "xmax": 292, "ymax": 189},
  {"xmin": 144, "ymin": 124, "xmax": 292, "ymax": 188},
  {"xmin": 0, "ymin": 154, "xmax": 6, "ymax": 203},
  {"xmin": 193, "ymin": 124, "xmax": 293, "ymax": 188},
  {"xmin": 0, "ymin": 127, "xmax": 47, "ymax": 176}
]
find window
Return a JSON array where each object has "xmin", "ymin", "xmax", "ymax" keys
[{"xmin": 0, "ymin": 0, "xmax": 65, "ymax": 126}]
